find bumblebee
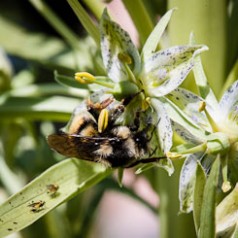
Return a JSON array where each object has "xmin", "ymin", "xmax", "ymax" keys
[{"xmin": 47, "ymin": 92, "xmax": 164, "ymax": 168}]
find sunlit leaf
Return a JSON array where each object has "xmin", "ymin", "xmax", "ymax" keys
[
  {"xmin": 0, "ymin": 159, "xmax": 111, "ymax": 237},
  {"xmin": 0, "ymin": 96, "xmax": 80, "ymax": 122},
  {"xmin": 193, "ymin": 162, "xmax": 206, "ymax": 234},
  {"xmin": 198, "ymin": 155, "xmax": 220, "ymax": 238}
]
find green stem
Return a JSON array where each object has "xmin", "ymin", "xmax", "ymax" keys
[
  {"xmin": 168, "ymin": 0, "xmax": 227, "ymax": 96},
  {"xmin": 121, "ymin": 0, "xmax": 154, "ymax": 45},
  {"xmin": 157, "ymin": 160, "xmax": 196, "ymax": 238}
]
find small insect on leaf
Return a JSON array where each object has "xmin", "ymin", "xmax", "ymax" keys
[
  {"xmin": 46, "ymin": 184, "xmax": 59, "ymax": 197},
  {"xmin": 27, "ymin": 200, "xmax": 45, "ymax": 213}
]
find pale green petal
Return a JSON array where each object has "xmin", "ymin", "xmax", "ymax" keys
[
  {"xmin": 151, "ymin": 98, "xmax": 173, "ymax": 153},
  {"xmin": 167, "ymin": 88, "xmax": 212, "ymax": 132},
  {"xmin": 179, "ymin": 154, "xmax": 198, "ymax": 213},
  {"xmin": 219, "ymin": 80, "xmax": 238, "ymax": 122},
  {"xmin": 171, "ymin": 121, "xmax": 204, "ymax": 144},
  {"xmin": 142, "ymin": 45, "xmax": 208, "ymax": 96},
  {"xmin": 141, "ymin": 8, "xmax": 175, "ymax": 62},
  {"xmin": 162, "ymin": 97, "xmax": 208, "ymax": 142},
  {"xmin": 100, "ymin": 9, "xmax": 140, "ymax": 82}
]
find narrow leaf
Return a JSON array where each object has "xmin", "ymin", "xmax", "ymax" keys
[
  {"xmin": 0, "ymin": 96, "xmax": 80, "ymax": 121},
  {"xmin": 0, "ymin": 159, "xmax": 111, "ymax": 237},
  {"xmin": 199, "ymin": 155, "xmax": 220, "ymax": 238},
  {"xmin": 67, "ymin": 0, "xmax": 100, "ymax": 45}
]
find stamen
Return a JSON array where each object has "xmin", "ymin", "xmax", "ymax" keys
[
  {"xmin": 98, "ymin": 108, "xmax": 109, "ymax": 133},
  {"xmin": 118, "ymin": 52, "xmax": 132, "ymax": 64},
  {"xmin": 198, "ymin": 101, "xmax": 206, "ymax": 112},
  {"xmin": 75, "ymin": 72, "xmax": 95, "ymax": 84}
]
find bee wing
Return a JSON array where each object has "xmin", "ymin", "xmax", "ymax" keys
[
  {"xmin": 47, "ymin": 132, "xmax": 117, "ymax": 160},
  {"xmin": 47, "ymin": 133, "xmax": 82, "ymax": 158}
]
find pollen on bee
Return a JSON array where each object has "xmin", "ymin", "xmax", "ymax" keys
[{"xmin": 98, "ymin": 108, "xmax": 109, "ymax": 133}]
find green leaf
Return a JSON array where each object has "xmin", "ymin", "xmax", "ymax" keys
[
  {"xmin": 0, "ymin": 159, "xmax": 111, "ymax": 237},
  {"xmin": 0, "ymin": 96, "xmax": 80, "ymax": 122},
  {"xmin": 216, "ymin": 183, "xmax": 238, "ymax": 236},
  {"xmin": 100, "ymin": 9, "xmax": 141, "ymax": 82},
  {"xmin": 193, "ymin": 162, "xmax": 206, "ymax": 234},
  {"xmin": 141, "ymin": 8, "xmax": 175, "ymax": 62},
  {"xmin": 198, "ymin": 155, "xmax": 220, "ymax": 238},
  {"xmin": 29, "ymin": 0, "xmax": 81, "ymax": 50},
  {"xmin": 67, "ymin": 0, "xmax": 100, "ymax": 45}
]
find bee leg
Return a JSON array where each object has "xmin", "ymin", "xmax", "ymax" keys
[{"xmin": 125, "ymin": 156, "xmax": 166, "ymax": 168}]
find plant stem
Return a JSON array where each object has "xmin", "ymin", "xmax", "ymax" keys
[
  {"xmin": 157, "ymin": 159, "xmax": 196, "ymax": 238},
  {"xmin": 168, "ymin": 0, "xmax": 227, "ymax": 96}
]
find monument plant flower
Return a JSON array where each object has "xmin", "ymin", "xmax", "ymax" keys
[{"xmin": 75, "ymin": 9, "xmax": 208, "ymax": 174}]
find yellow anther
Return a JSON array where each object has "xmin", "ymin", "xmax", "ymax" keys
[
  {"xmin": 166, "ymin": 151, "xmax": 183, "ymax": 160},
  {"xmin": 118, "ymin": 52, "xmax": 132, "ymax": 64},
  {"xmin": 199, "ymin": 101, "xmax": 206, "ymax": 112},
  {"xmin": 98, "ymin": 108, "xmax": 109, "ymax": 133},
  {"xmin": 141, "ymin": 97, "xmax": 151, "ymax": 110},
  {"xmin": 75, "ymin": 72, "xmax": 96, "ymax": 84}
]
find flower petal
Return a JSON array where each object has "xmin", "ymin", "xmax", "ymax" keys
[
  {"xmin": 167, "ymin": 87, "xmax": 212, "ymax": 132},
  {"xmin": 151, "ymin": 98, "xmax": 173, "ymax": 153},
  {"xmin": 141, "ymin": 8, "xmax": 175, "ymax": 62},
  {"xmin": 142, "ymin": 45, "xmax": 208, "ymax": 96},
  {"xmin": 179, "ymin": 154, "xmax": 198, "ymax": 213},
  {"xmin": 219, "ymin": 80, "xmax": 238, "ymax": 122},
  {"xmin": 100, "ymin": 9, "xmax": 140, "ymax": 82},
  {"xmin": 162, "ymin": 97, "xmax": 208, "ymax": 142}
]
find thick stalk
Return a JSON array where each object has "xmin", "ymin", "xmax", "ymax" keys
[
  {"xmin": 168, "ymin": 0, "xmax": 227, "ymax": 96},
  {"xmin": 157, "ymin": 159, "xmax": 196, "ymax": 238}
]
